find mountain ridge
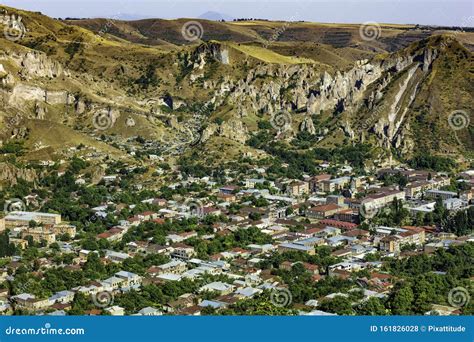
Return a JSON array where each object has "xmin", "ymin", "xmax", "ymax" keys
[{"xmin": 0, "ymin": 4, "xmax": 472, "ymax": 173}]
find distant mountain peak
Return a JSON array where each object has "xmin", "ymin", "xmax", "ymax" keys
[{"xmin": 198, "ymin": 11, "xmax": 233, "ymax": 21}]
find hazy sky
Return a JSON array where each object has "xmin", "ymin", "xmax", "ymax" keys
[{"xmin": 3, "ymin": 0, "xmax": 473, "ymax": 26}]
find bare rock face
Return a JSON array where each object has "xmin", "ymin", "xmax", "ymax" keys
[
  {"xmin": 193, "ymin": 53, "xmax": 207, "ymax": 70},
  {"xmin": 167, "ymin": 116, "xmax": 179, "ymax": 129},
  {"xmin": 307, "ymin": 93, "xmax": 319, "ymax": 114},
  {"xmin": 200, "ymin": 118, "xmax": 249, "ymax": 144},
  {"xmin": 218, "ymin": 118, "xmax": 248, "ymax": 143},
  {"xmin": 0, "ymin": 162, "xmax": 37, "ymax": 185},
  {"xmin": 16, "ymin": 51, "xmax": 65, "ymax": 79},
  {"xmin": 1, "ymin": 73, "xmax": 15, "ymax": 88},
  {"xmin": 45, "ymin": 90, "xmax": 69, "ymax": 105},
  {"xmin": 0, "ymin": 62, "xmax": 15, "ymax": 88},
  {"xmin": 90, "ymin": 165, "xmax": 106, "ymax": 184},
  {"xmin": 363, "ymin": 43, "xmax": 436, "ymax": 151},
  {"xmin": 1, "ymin": 50, "xmax": 83, "ymax": 119},
  {"xmin": 423, "ymin": 48, "xmax": 438, "ymax": 72},
  {"xmin": 34, "ymin": 101, "xmax": 47, "ymax": 119},
  {"xmin": 74, "ymin": 97, "xmax": 86, "ymax": 114},
  {"xmin": 65, "ymin": 93, "xmax": 75, "ymax": 106},
  {"xmin": 0, "ymin": 63, "xmax": 6, "ymax": 77},
  {"xmin": 11, "ymin": 126, "xmax": 29, "ymax": 139},
  {"xmin": 126, "ymin": 117, "xmax": 136, "ymax": 127},
  {"xmin": 8, "ymin": 84, "xmax": 45, "ymax": 105},
  {"xmin": 192, "ymin": 42, "xmax": 230, "ymax": 69},
  {"xmin": 224, "ymin": 56, "xmax": 398, "ymax": 127},
  {"xmin": 300, "ymin": 116, "xmax": 316, "ymax": 134},
  {"xmin": 200, "ymin": 123, "xmax": 219, "ymax": 143},
  {"xmin": 205, "ymin": 43, "xmax": 230, "ymax": 65},
  {"xmin": 6, "ymin": 84, "xmax": 70, "ymax": 109},
  {"xmin": 343, "ymin": 122, "xmax": 355, "ymax": 139}
]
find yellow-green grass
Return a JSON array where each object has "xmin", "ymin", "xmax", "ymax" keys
[
  {"xmin": 23, "ymin": 119, "xmax": 126, "ymax": 159},
  {"xmin": 200, "ymin": 136, "xmax": 267, "ymax": 163},
  {"xmin": 227, "ymin": 42, "xmax": 315, "ymax": 64}
]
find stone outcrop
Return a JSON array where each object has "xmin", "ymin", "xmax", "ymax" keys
[
  {"xmin": 74, "ymin": 97, "xmax": 86, "ymax": 114},
  {"xmin": 195, "ymin": 41, "xmax": 443, "ymax": 155},
  {"xmin": 13, "ymin": 51, "xmax": 65, "ymax": 79},
  {"xmin": 300, "ymin": 116, "xmax": 316, "ymax": 134},
  {"xmin": 0, "ymin": 162, "xmax": 37, "ymax": 185},
  {"xmin": 190, "ymin": 42, "xmax": 230, "ymax": 71},
  {"xmin": 201, "ymin": 118, "xmax": 249, "ymax": 144},
  {"xmin": 0, "ymin": 28, "xmax": 452, "ymax": 159},
  {"xmin": 34, "ymin": 101, "xmax": 47, "ymax": 119}
]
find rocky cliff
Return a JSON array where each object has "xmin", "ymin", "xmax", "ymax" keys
[{"xmin": 0, "ymin": 5, "xmax": 472, "ymax": 164}]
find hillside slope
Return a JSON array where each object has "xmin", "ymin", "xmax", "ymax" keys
[{"xmin": 0, "ymin": 5, "xmax": 472, "ymax": 170}]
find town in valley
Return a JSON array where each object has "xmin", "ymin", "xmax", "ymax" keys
[{"xmin": 0, "ymin": 4, "xmax": 473, "ymax": 317}]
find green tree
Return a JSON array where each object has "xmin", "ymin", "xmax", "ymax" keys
[
  {"xmin": 318, "ymin": 296, "xmax": 354, "ymax": 315},
  {"xmin": 389, "ymin": 285, "xmax": 414, "ymax": 315},
  {"xmin": 355, "ymin": 297, "xmax": 388, "ymax": 315}
]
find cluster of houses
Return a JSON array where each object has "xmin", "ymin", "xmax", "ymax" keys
[
  {"xmin": 0, "ymin": 211, "xmax": 76, "ymax": 248},
  {"xmin": 0, "ymin": 164, "xmax": 473, "ymax": 316},
  {"xmin": 7, "ymin": 269, "xmax": 142, "ymax": 316}
]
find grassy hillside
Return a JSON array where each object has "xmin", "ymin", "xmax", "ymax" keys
[{"xmin": 0, "ymin": 4, "xmax": 472, "ymax": 170}]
